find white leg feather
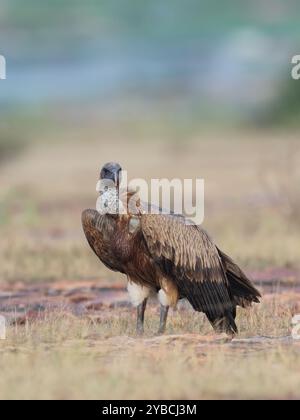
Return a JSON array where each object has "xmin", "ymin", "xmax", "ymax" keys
[
  {"xmin": 158, "ymin": 288, "xmax": 172, "ymax": 307},
  {"xmin": 127, "ymin": 281, "xmax": 152, "ymax": 307}
]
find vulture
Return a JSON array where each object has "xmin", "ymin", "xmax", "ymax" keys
[{"xmin": 82, "ymin": 162, "xmax": 261, "ymax": 337}]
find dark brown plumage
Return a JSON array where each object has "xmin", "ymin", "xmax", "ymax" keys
[{"xmin": 82, "ymin": 162, "xmax": 261, "ymax": 336}]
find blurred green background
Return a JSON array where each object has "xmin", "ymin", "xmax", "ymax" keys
[
  {"xmin": 1, "ymin": 1, "xmax": 300, "ymax": 122},
  {"xmin": 0, "ymin": 0, "xmax": 300, "ymax": 283}
]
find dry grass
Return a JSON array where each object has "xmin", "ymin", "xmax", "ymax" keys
[
  {"xmin": 0, "ymin": 120, "xmax": 300, "ymax": 399},
  {"xmin": 0, "ymin": 124, "xmax": 300, "ymax": 283},
  {"xmin": 1, "ymin": 341, "xmax": 300, "ymax": 400},
  {"xmin": 0, "ymin": 296, "xmax": 299, "ymax": 400}
]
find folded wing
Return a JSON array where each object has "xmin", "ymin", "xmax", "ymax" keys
[{"xmin": 141, "ymin": 214, "xmax": 238, "ymax": 333}]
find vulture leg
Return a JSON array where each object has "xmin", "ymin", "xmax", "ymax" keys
[
  {"xmin": 158, "ymin": 304, "xmax": 169, "ymax": 334},
  {"xmin": 136, "ymin": 298, "xmax": 147, "ymax": 335},
  {"xmin": 127, "ymin": 281, "xmax": 152, "ymax": 336}
]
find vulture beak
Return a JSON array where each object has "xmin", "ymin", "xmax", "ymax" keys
[{"xmin": 114, "ymin": 172, "xmax": 119, "ymax": 186}]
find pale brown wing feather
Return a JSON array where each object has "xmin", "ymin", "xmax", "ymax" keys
[{"xmin": 141, "ymin": 214, "xmax": 236, "ymax": 326}]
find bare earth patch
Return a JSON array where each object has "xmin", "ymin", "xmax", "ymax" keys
[{"xmin": 1, "ymin": 267, "xmax": 299, "ymax": 328}]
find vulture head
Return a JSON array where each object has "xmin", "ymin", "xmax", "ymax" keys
[
  {"xmin": 100, "ymin": 162, "xmax": 122, "ymax": 187},
  {"xmin": 96, "ymin": 162, "xmax": 123, "ymax": 215}
]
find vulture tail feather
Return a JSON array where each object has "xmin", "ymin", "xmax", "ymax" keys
[
  {"xmin": 206, "ymin": 309, "xmax": 238, "ymax": 335},
  {"xmin": 217, "ymin": 248, "xmax": 261, "ymax": 308}
]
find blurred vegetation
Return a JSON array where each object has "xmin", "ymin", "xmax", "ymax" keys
[
  {"xmin": 1, "ymin": 0, "xmax": 300, "ymax": 130},
  {"xmin": 4, "ymin": 0, "xmax": 300, "ymax": 39},
  {"xmin": 0, "ymin": 124, "xmax": 24, "ymax": 164},
  {"xmin": 259, "ymin": 77, "xmax": 300, "ymax": 126}
]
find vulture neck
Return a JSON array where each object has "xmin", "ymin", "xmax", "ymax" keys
[{"xmin": 119, "ymin": 188, "xmax": 143, "ymax": 218}]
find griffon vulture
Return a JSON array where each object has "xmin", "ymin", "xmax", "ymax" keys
[{"xmin": 82, "ymin": 162, "xmax": 260, "ymax": 336}]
